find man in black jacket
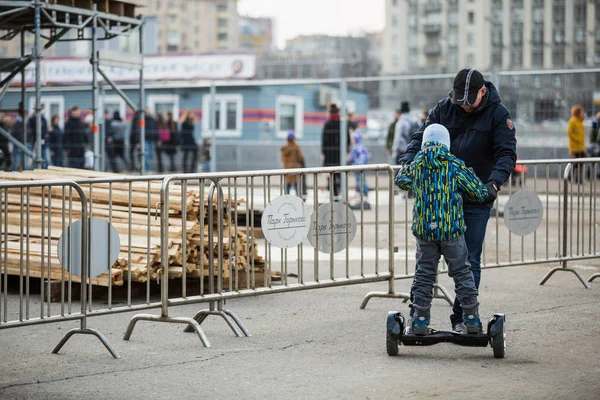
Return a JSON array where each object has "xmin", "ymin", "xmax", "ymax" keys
[
  {"xmin": 399, "ymin": 69, "xmax": 517, "ymax": 333},
  {"xmin": 321, "ymin": 102, "xmax": 352, "ymax": 198},
  {"xmin": 64, "ymin": 106, "xmax": 89, "ymax": 169}
]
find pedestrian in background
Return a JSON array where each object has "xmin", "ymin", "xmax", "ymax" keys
[
  {"xmin": 64, "ymin": 106, "xmax": 89, "ymax": 169},
  {"xmin": 143, "ymin": 108, "xmax": 159, "ymax": 173},
  {"xmin": 164, "ymin": 111, "xmax": 179, "ymax": 172},
  {"xmin": 9, "ymin": 109, "xmax": 27, "ymax": 171},
  {"xmin": 321, "ymin": 102, "xmax": 347, "ymax": 198},
  {"xmin": 590, "ymin": 111, "xmax": 600, "ymax": 145},
  {"xmin": 280, "ymin": 131, "xmax": 305, "ymax": 195},
  {"xmin": 386, "ymin": 109, "xmax": 401, "ymax": 161},
  {"xmin": 391, "ymin": 101, "xmax": 416, "ymax": 164},
  {"xmin": 567, "ymin": 104, "xmax": 586, "ymax": 183},
  {"xmin": 199, "ymin": 137, "xmax": 211, "ymax": 172},
  {"xmin": 107, "ymin": 111, "xmax": 127, "ymax": 173},
  {"xmin": 156, "ymin": 113, "xmax": 170, "ymax": 174},
  {"xmin": 0, "ymin": 114, "xmax": 11, "ymax": 170},
  {"xmin": 48, "ymin": 115, "xmax": 64, "ymax": 167},
  {"xmin": 348, "ymin": 130, "xmax": 371, "ymax": 210},
  {"xmin": 180, "ymin": 111, "xmax": 198, "ymax": 173}
]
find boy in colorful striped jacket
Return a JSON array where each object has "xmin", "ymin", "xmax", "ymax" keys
[{"xmin": 395, "ymin": 123, "xmax": 488, "ymax": 335}]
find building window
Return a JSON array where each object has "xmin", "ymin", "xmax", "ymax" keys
[
  {"xmin": 148, "ymin": 94, "xmax": 180, "ymax": 121},
  {"xmin": 202, "ymin": 94, "xmax": 243, "ymax": 137},
  {"xmin": 392, "ymin": 55, "xmax": 399, "ymax": 69},
  {"xmin": 448, "ymin": 30, "xmax": 458, "ymax": 46},
  {"xmin": 574, "ymin": 1, "xmax": 586, "ymax": 24},
  {"xmin": 218, "ymin": 18, "xmax": 228, "ymax": 28},
  {"xmin": 492, "ymin": 29, "xmax": 502, "ymax": 45},
  {"xmin": 533, "ymin": 76, "xmax": 541, "ymax": 88},
  {"xmin": 217, "ymin": 4, "xmax": 227, "ymax": 12},
  {"xmin": 392, "ymin": 0, "xmax": 397, "ymax": 5},
  {"xmin": 392, "ymin": 15, "xmax": 398, "ymax": 27},
  {"xmin": 408, "ymin": 14, "xmax": 417, "ymax": 27},
  {"xmin": 511, "ymin": 28, "xmax": 523, "ymax": 45},
  {"xmin": 554, "ymin": 29, "xmax": 564, "ymax": 43},
  {"xmin": 552, "ymin": 48, "xmax": 565, "ymax": 66},
  {"xmin": 167, "ymin": 30, "xmax": 180, "ymax": 46},
  {"xmin": 575, "ymin": 28, "xmax": 586, "ymax": 44},
  {"xmin": 467, "ymin": 33, "xmax": 474, "ymax": 46},
  {"xmin": 468, "ymin": 12, "xmax": 474, "ymax": 24},
  {"xmin": 466, "ymin": 54, "xmax": 474, "ymax": 65},
  {"xmin": 167, "ymin": 15, "xmax": 176, "ymax": 24},
  {"xmin": 276, "ymin": 95, "xmax": 304, "ymax": 138},
  {"xmin": 573, "ymin": 48, "xmax": 587, "ymax": 65},
  {"xmin": 100, "ymin": 95, "xmax": 126, "ymax": 125},
  {"xmin": 448, "ymin": 11, "xmax": 458, "ymax": 26},
  {"xmin": 532, "ymin": 50, "xmax": 543, "ymax": 67},
  {"xmin": 553, "ymin": 75, "xmax": 561, "ymax": 87},
  {"xmin": 29, "ymin": 96, "xmax": 65, "ymax": 129},
  {"xmin": 532, "ymin": 28, "xmax": 543, "ymax": 45},
  {"xmin": 492, "ymin": 52, "xmax": 502, "ymax": 67},
  {"xmin": 392, "ymin": 34, "xmax": 398, "ymax": 46},
  {"xmin": 218, "ymin": 33, "xmax": 228, "ymax": 41},
  {"xmin": 511, "ymin": 49, "xmax": 523, "ymax": 67}
]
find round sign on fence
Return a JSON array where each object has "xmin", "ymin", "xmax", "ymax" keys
[
  {"xmin": 57, "ymin": 217, "xmax": 121, "ymax": 278},
  {"xmin": 261, "ymin": 195, "xmax": 312, "ymax": 248},
  {"xmin": 307, "ymin": 202, "xmax": 357, "ymax": 253},
  {"xmin": 503, "ymin": 190, "xmax": 544, "ymax": 236}
]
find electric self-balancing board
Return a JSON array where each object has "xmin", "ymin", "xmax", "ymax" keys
[{"xmin": 386, "ymin": 311, "xmax": 506, "ymax": 358}]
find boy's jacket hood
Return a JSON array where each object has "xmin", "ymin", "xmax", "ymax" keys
[{"xmin": 414, "ymin": 142, "xmax": 452, "ymax": 171}]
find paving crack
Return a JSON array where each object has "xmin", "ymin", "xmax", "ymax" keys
[{"xmin": 0, "ymin": 353, "xmax": 226, "ymax": 392}]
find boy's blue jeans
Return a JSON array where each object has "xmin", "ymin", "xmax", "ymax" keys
[
  {"xmin": 411, "ymin": 234, "xmax": 479, "ymax": 316},
  {"xmin": 354, "ymin": 171, "xmax": 369, "ymax": 197}
]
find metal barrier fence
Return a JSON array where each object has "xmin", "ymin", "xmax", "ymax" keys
[
  {"xmin": 1, "ymin": 159, "xmax": 599, "ymax": 356},
  {"xmin": 123, "ymin": 164, "xmax": 397, "ymax": 346},
  {"xmin": 0, "ymin": 179, "xmax": 119, "ymax": 358}
]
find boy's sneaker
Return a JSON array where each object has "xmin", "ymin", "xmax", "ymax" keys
[
  {"xmin": 411, "ymin": 316, "xmax": 429, "ymax": 336},
  {"xmin": 363, "ymin": 201, "xmax": 372, "ymax": 210},
  {"xmin": 462, "ymin": 303, "xmax": 483, "ymax": 334},
  {"xmin": 411, "ymin": 304, "xmax": 431, "ymax": 336}
]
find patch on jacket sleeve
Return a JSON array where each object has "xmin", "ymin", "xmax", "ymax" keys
[{"xmin": 506, "ymin": 119, "xmax": 514, "ymax": 130}]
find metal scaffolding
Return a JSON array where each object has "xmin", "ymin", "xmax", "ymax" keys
[{"xmin": 0, "ymin": 0, "xmax": 145, "ymax": 172}]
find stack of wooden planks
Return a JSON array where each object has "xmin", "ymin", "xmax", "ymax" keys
[{"xmin": 0, "ymin": 167, "xmax": 266, "ymax": 288}]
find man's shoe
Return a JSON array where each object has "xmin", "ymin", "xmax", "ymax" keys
[{"xmin": 452, "ymin": 322, "xmax": 467, "ymax": 334}]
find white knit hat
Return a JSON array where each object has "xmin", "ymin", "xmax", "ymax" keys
[{"xmin": 422, "ymin": 123, "xmax": 450, "ymax": 149}]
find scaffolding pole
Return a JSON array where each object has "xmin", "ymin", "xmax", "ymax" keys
[
  {"xmin": 33, "ymin": 0, "xmax": 43, "ymax": 169},
  {"xmin": 91, "ymin": 3, "xmax": 99, "ymax": 171},
  {"xmin": 139, "ymin": 19, "xmax": 145, "ymax": 175},
  {"xmin": 20, "ymin": 29, "xmax": 26, "ymax": 170}
]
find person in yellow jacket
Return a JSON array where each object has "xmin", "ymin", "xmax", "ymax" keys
[{"xmin": 567, "ymin": 104, "xmax": 587, "ymax": 183}]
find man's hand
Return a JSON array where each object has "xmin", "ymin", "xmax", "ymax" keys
[{"xmin": 484, "ymin": 181, "xmax": 499, "ymax": 203}]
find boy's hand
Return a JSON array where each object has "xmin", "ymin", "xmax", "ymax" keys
[{"xmin": 484, "ymin": 181, "xmax": 499, "ymax": 203}]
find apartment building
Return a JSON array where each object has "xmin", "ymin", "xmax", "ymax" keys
[
  {"xmin": 382, "ymin": 0, "xmax": 600, "ymax": 74},
  {"xmin": 141, "ymin": 0, "xmax": 239, "ymax": 53}
]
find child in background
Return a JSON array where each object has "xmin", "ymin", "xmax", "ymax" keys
[
  {"xmin": 348, "ymin": 130, "xmax": 371, "ymax": 210},
  {"xmin": 280, "ymin": 131, "xmax": 305, "ymax": 195},
  {"xmin": 395, "ymin": 124, "xmax": 488, "ymax": 335}
]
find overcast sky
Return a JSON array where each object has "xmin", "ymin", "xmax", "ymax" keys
[{"xmin": 238, "ymin": 0, "xmax": 385, "ymax": 49}]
